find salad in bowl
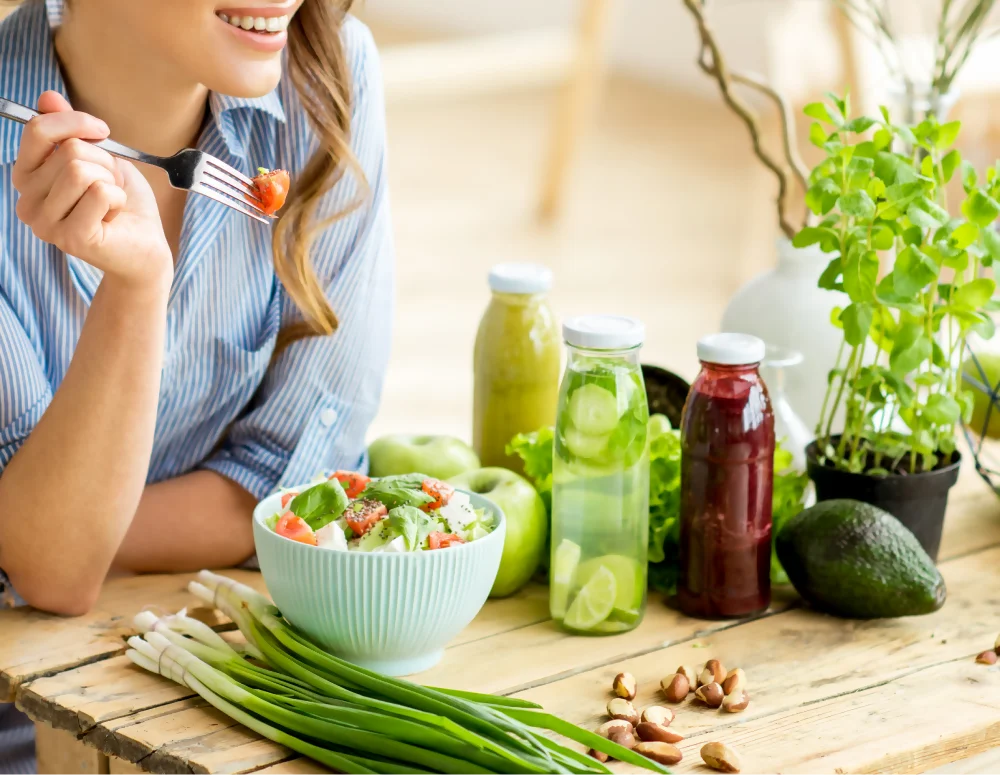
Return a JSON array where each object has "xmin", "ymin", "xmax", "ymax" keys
[
  {"xmin": 252, "ymin": 472, "xmax": 506, "ymax": 675},
  {"xmin": 265, "ymin": 471, "xmax": 497, "ymax": 553}
]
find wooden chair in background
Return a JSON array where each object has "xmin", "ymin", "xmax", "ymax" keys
[{"xmin": 375, "ymin": 0, "xmax": 614, "ymax": 220}]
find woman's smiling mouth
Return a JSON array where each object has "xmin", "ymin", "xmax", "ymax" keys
[{"xmin": 217, "ymin": 12, "xmax": 290, "ymax": 33}]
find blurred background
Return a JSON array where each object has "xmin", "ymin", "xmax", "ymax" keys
[{"xmin": 357, "ymin": 0, "xmax": 1000, "ymax": 441}]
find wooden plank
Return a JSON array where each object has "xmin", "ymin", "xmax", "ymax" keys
[
  {"xmin": 0, "ymin": 570, "xmax": 267, "ymax": 702},
  {"xmin": 511, "ymin": 545, "xmax": 1000, "ymax": 772},
  {"xmin": 253, "ymin": 760, "xmax": 326, "ymax": 775},
  {"xmin": 108, "ymin": 757, "xmax": 146, "ymax": 774},
  {"xmin": 35, "ymin": 722, "xmax": 109, "ymax": 775}
]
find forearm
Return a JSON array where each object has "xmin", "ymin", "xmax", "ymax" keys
[
  {"xmin": 0, "ymin": 276, "xmax": 168, "ymax": 614},
  {"xmin": 114, "ymin": 469, "xmax": 256, "ymax": 574}
]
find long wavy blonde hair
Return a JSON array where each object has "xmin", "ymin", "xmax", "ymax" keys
[{"xmin": 276, "ymin": 0, "xmax": 366, "ymax": 352}]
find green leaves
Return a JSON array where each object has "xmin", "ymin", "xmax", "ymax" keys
[
  {"xmin": 842, "ymin": 247, "xmax": 878, "ymax": 302},
  {"xmin": 837, "ymin": 191, "xmax": 876, "ymax": 220},
  {"xmin": 949, "ymin": 222, "xmax": 979, "ymax": 250},
  {"xmin": 962, "ymin": 189, "xmax": 1000, "ymax": 227},
  {"xmin": 842, "ymin": 116, "xmax": 877, "ymax": 133},
  {"xmin": 290, "ymin": 480, "xmax": 350, "ymax": 532},
  {"xmin": 924, "ymin": 394, "xmax": 961, "ymax": 426},
  {"xmin": 840, "ymin": 303, "xmax": 873, "ymax": 346},
  {"xmin": 934, "ymin": 121, "xmax": 961, "ymax": 150},
  {"xmin": 941, "ymin": 149, "xmax": 961, "ymax": 183},
  {"xmin": 804, "ymin": 101, "xmax": 838, "ymax": 124},
  {"xmin": 953, "ymin": 277, "xmax": 996, "ymax": 310},
  {"xmin": 818, "ymin": 256, "xmax": 843, "ymax": 291},
  {"xmin": 962, "ymin": 161, "xmax": 978, "ymax": 192},
  {"xmin": 806, "ymin": 178, "xmax": 840, "ymax": 215},
  {"xmin": 809, "ymin": 122, "xmax": 828, "ymax": 148},
  {"xmin": 889, "ymin": 322, "xmax": 932, "ymax": 376},
  {"xmin": 892, "ymin": 246, "xmax": 938, "ymax": 296}
]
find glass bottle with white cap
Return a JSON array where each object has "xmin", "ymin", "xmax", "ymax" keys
[
  {"xmin": 678, "ymin": 332, "xmax": 775, "ymax": 620},
  {"xmin": 550, "ymin": 315, "xmax": 649, "ymax": 634},
  {"xmin": 473, "ymin": 263, "xmax": 561, "ymax": 473}
]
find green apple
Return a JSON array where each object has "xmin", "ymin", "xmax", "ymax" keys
[
  {"xmin": 450, "ymin": 467, "xmax": 548, "ymax": 598},
  {"xmin": 368, "ymin": 434, "xmax": 480, "ymax": 480},
  {"xmin": 964, "ymin": 354, "xmax": 1000, "ymax": 439}
]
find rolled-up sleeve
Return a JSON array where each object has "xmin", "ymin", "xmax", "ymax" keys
[
  {"xmin": 201, "ymin": 22, "xmax": 393, "ymax": 499},
  {"xmin": 0, "ymin": 289, "xmax": 51, "ymax": 607}
]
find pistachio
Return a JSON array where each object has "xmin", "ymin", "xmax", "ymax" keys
[
  {"xmin": 661, "ymin": 672, "xmax": 689, "ymax": 703},
  {"xmin": 609, "ymin": 726, "xmax": 637, "ymax": 750},
  {"xmin": 597, "ymin": 719, "xmax": 634, "ymax": 739},
  {"xmin": 722, "ymin": 667, "xmax": 747, "ymax": 695},
  {"xmin": 976, "ymin": 650, "xmax": 998, "ymax": 665},
  {"xmin": 635, "ymin": 721, "xmax": 685, "ymax": 744},
  {"xmin": 722, "ymin": 688, "xmax": 750, "ymax": 712},
  {"xmin": 701, "ymin": 742, "xmax": 741, "ymax": 773},
  {"xmin": 677, "ymin": 664, "xmax": 698, "ymax": 689},
  {"xmin": 634, "ymin": 741, "xmax": 683, "ymax": 766},
  {"xmin": 613, "ymin": 671, "xmax": 638, "ymax": 701},
  {"xmin": 640, "ymin": 705, "xmax": 675, "ymax": 727},
  {"xmin": 607, "ymin": 697, "xmax": 639, "ymax": 725},
  {"xmin": 694, "ymin": 681, "xmax": 724, "ymax": 708},
  {"xmin": 587, "ymin": 748, "xmax": 609, "ymax": 764},
  {"xmin": 699, "ymin": 659, "xmax": 726, "ymax": 687}
]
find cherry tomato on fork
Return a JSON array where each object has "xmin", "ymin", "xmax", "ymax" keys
[{"xmin": 251, "ymin": 167, "xmax": 290, "ymax": 215}]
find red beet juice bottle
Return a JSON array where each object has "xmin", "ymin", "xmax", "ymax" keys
[{"xmin": 678, "ymin": 333, "xmax": 774, "ymax": 619}]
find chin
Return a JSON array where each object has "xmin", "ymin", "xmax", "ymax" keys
[{"xmin": 210, "ymin": 63, "xmax": 284, "ymax": 99}]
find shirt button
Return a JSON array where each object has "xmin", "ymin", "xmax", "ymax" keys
[{"xmin": 320, "ymin": 408, "xmax": 338, "ymax": 427}]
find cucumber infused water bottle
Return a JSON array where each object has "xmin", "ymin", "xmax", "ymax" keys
[{"xmin": 550, "ymin": 316, "xmax": 649, "ymax": 635}]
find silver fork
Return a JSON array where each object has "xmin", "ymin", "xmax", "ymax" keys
[{"xmin": 0, "ymin": 97, "xmax": 271, "ymax": 224}]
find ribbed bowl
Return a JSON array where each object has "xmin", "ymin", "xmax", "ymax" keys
[{"xmin": 252, "ymin": 488, "xmax": 505, "ymax": 676}]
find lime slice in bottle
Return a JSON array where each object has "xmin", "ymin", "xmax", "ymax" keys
[
  {"xmin": 567, "ymin": 383, "xmax": 620, "ymax": 435},
  {"xmin": 576, "ymin": 554, "xmax": 643, "ymax": 611},
  {"xmin": 551, "ymin": 539, "xmax": 582, "ymax": 619},
  {"xmin": 563, "ymin": 566, "xmax": 617, "ymax": 631},
  {"xmin": 590, "ymin": 619, "xmax": 632, "ymax": 634}
]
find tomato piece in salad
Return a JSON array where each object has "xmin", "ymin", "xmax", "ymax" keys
[
  {"xmin": 276, "ymin": 514, "xmax": 317, "ymax": 545},
  {"xmin": 252, "ymin": 167, "xmax": 290, "ymax": 216},
  {"xmin": 427, "ymin": 531, "xmax": 465, "ymax": 550},
  {"xmin": 280, "ymin": 492, "xmax": 298, "ymax": 510},
  {"xmin": 344, "ymin": 499, "xmax": 388, "ymax": 537},
  {"xmin": 329, "ymin": 470, "xmax": 370, "ymax": 499},
  {"xmin": 420, "ymin": 478, "xmax": 454, "ymax": 512}
]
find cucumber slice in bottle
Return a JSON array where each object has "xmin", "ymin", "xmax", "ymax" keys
[
  {"xmin": 563, "ymin": 426, "xmax": 610, "ymax": 460},
  {"xmin": 567, "ymin": 383, "xmax": 620, "ymax": 435},
  {"xmin": 551, "ymin": 539, "xmax": 582, "ymax": 619}
]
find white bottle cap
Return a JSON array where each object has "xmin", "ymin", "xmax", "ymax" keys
[
  {"xmin": 563, "ymin": 315, "xmax": 645, "ymax": 350},
  {"xmin": 697, "ymin": 333, "xmax": 766, "ymax": 365},
  {"xmin": 488, "ymin": 263, "xmax": 553, "ymax": 294}
]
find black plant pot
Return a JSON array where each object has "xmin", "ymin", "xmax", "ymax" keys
[
  {"xmin": 805, "ymin": 439, "xmax": 961, "ymax": 562},
  {"xmin": 641, "ymin": 364, "xmax": 691, "ymax": 429}
]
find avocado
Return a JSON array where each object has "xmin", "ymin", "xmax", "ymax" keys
[{"xmin": 776, "ymin": 499, "xmax": 946, "ymax": 619}]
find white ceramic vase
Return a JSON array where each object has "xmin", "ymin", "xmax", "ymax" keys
[{"xmin": 721, "ymin": 238, "xmax": 844, "ymax": 436}]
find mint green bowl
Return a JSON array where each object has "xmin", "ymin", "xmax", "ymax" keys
[{"xmin": 252, "ymin": 487, "xmax": 505, "ymax": 676}]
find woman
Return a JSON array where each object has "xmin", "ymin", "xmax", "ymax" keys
[{"xmin": 0, "ymin": 0, "xmax": 392, "ymax": 769}]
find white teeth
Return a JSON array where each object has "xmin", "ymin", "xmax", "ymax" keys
[
  {"xmin": 265, "ymin": 16, "xmax": 280, "ymax": 31},
  {"xmin": 219, "ymin": 11, "xmax": 290, "ymax": 33},
  {"xmin": 253, "ymin": 17, "xmax": 266, "ymax": 30},
  {"xmin": 228, "ymin": 15, "xmax": 241, "ymax": 26},
  {"xmin": 218, "ymin": 12, "xmax": 228, "ymax": 21},
  {"xmin": 240, "ymin": 16, "xmax": 254, "ymax": 29}
]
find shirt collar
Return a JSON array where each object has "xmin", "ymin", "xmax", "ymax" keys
[{"xmin": 0, "ymin": 0, "xmax": 286, "ymax": 164}]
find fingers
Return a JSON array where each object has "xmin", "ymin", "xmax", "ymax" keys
[
  {"xmin": 58, "ymin": 182, "xmax": 127, "ymax": 256},
  {"xmin": 12, "ymin": 105, "xmax": 109, "ymax": 184},
  {"xmin": 36, "ymin": 90, "xmax": 73, "ymax": 115},
  {"xmin": 17, "ymin": 138, "xmax": 122, "ymax": 204},
  {"xmin": 41, "ymin": 159, "xmax": 118, "ymax": 224}
]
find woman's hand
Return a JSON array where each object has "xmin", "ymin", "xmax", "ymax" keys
[{"xmin": 12, "ymin": 91, "xmax": 173, "ymax": 290}]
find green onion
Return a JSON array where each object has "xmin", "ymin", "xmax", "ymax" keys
[{"xmin": 125, "ymin": 572, "xmax": 668, "ymax": 775}]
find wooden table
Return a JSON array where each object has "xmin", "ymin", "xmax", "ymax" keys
[{"xmin": 4, "ymin": 461, "xmax": 1000, "ymax": 775}]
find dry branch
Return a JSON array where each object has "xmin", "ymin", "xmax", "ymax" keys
[{"xmin": 681, "ymin": 0, "xmax": 807, "ymax": 238}]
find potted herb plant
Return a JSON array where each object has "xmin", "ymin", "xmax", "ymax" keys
[{"xmin": 794, "ymin": 93, "xmax": 999, "ymax": 560}]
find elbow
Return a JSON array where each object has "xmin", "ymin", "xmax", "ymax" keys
[{"xmin": 7, "ymin": 566, "xmax": 103, "ymax": 617}]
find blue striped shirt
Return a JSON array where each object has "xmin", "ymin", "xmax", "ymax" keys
[{"xmin": 0, "ymin": 2, "xmax": 393, "ymax": 769}]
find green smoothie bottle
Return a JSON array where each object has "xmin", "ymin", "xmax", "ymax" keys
[
  {"xmin": 473, "ymin": 264, "xmax": 561, "ymax": 474},
  {"xmin": 550, "ymin": 315, "xmax": 649, "ymax": 635}
]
